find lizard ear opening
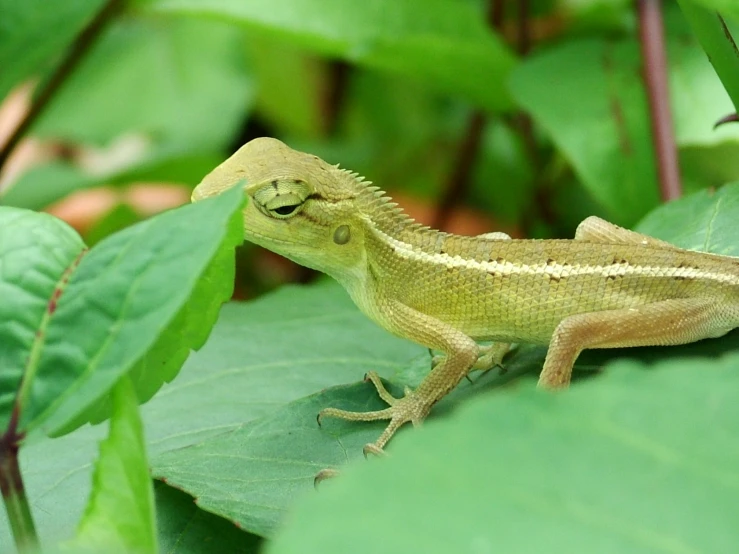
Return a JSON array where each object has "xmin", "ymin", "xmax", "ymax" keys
[{"xmin": 333, "ymin": 225, "xmax": 351, "ymax": 245}]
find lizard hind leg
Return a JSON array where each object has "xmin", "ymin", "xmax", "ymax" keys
[{"xmin": 538, "ymin": 297, "xmax": 731, "ymax": 389}]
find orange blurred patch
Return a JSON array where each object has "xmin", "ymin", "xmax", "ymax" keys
[{"xmin": 46, "ymin": 184, "xmax": 191, "ymax": 234}]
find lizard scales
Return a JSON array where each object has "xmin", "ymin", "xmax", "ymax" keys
[{"xmin": 193, "ymin": 137, "xmax": 739, "ymax": 455}]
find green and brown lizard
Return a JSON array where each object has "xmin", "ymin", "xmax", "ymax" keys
[{"xmin": 192, "ymin": 137, "xmax": 739, "ymax": 455}]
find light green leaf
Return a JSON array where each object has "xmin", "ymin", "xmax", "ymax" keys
[
  {"xmin": 34, "ymin": 15, "xmax": 254, "ymax": 150},
  {"xmin": 0, "ymin": 151, "xmax": 224, "ymax": 212},
  {"xmin": 509, "ymin": 29, "xmax": 739, "ymax": 224},
  {"xmin": 636, "ymin": 181, "xmax": 739, "ymax": 256},
  {"xmin": 0, "ymin": 162, "xmax": 94, "ymax": 211},
  {"xmin": 65, "ymin": 377, "xmax": 157, "ymax": 554},
  {"xmin": 0, "ymin": 184, "xmax": 244, "ymax": 440},
  {"xmin": 0, "ymin": 208, "xmax": 86, "ymax": 432},
  {"xmin": 147, "ymin": 0, "xmax": 516, "ymax": 112},
  {"xmin": 680, "ymin": 0, "xmax": 739, "ymax": 21},
  {"xmin": 509, "ymin": 39, "xmax": 659, "ymax": 225},
  {"xmin": 267, "ymin": 356, "xmax": 739, "ymax": 554},
  {"xmin": 31, "ymin": 185, "xmax": 245, "ymax": 435},
  {"xmin": 0, "ymin": 0, "xmax": 106, "ymax": 99}
]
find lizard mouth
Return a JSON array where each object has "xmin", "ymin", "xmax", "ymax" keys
[{"xmin": 246, "ymin": 228, "xmax": 304, "ymax": 247}]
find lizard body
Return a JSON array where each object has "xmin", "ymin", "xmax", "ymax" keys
[{"xmin": 193, "ymin": 137, "xmax": 739, "ymax": 452}]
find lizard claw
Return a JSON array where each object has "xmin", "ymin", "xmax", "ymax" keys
[
  {"xmin": 313, "ymin": 468, "xmax": 341, "ymax": 487},
  {"xmin": 362, "ymin": 443, "xmax": 387, "ymax": 458}
]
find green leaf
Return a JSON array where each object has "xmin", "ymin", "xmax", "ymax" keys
[
  {"xmin": 34, "ymin": 15, "xmax": 254, "ymax": 150},
  {"xmin": 84, "ymin": 204, "xmax": 143, "ymax": 246},
  {"xmin": 147, "ymin": 0, "xmax": 516, "ymax": 112},
  {"xmin": 142, "ymin": 281, "xmax": 424, "ymax": 454},
  {"xmin": 267, "ymin": 356, "xmax": 739, "ymax": 553},
  {"xmin": 0, "ymin": 162, "xmax": 94, "ymax": 211},
  {"xmin": 0, "ymin": 151, "xmax": 224, "ymax": 212},
  {"xmin": 34, "ymin": 185, "xmax": 245, "ymax": 436},
  {"xmin": 246, "ymin": 36, "xmax": 326, "ymax": 139},
  {"xmin": 509, "ymin": 39, "xmax": 659, "ymax": 225},
  {"xmin": 148, "ymin": 351, "xmax": 539, "ymax": 537},
  {"xmin": 668, "ymin": 12, "xmax": 739, "ymax": 147},
  {"xmin": 150, "ymin": 382, "xmax": 409, "ymax": 537},
  {"xmin": 154, "ymin": 482, "xmax": 262, "ymax": 554},
  {"xmin": 0, "ymin": 281, "xmax": 422, "ymax": 548},
  {"xmin": 64, "ymin": 377, "xmax": 157, "ymax": 554},
  {"xmin": 678, "ymin": 2, "xmax": 739, "ymax": 111},
  {"xmin": 680, "ymin": 0, "xmax": 739, "ymax": 22},
  {"xmin": 509, "ymin": 29, "xmax": 739, "ymax": 224},
  {"xmin": 0, "ymin": 184, "xmax": 244, "ymax": 440},
  {"xmin": 0, "ymin": 426, "xmax": 262, "ymax": 552},
  {"xmin": 0, "ymin": 208, "xmax": 86, "ymax": 432},
  {"xmin": 636, "ymin": 181, "xmax": 739, "ymax": 256},
  {"xmin": 0, "ymin": 0, "xmax": 106, "ymax": 99}
]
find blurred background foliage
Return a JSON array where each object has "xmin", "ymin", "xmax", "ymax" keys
[{"xmin": 1, "ymin": 0, "xmax": 739, "ymax": 298}]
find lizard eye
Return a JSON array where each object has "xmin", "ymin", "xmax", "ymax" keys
[
  {"xmin": 270, "ymin": 203, "xmax": 301, "ymax": 217},
  {"xmin": 253, "ymin": 181, "xmax": 310, "ymax": 219}
]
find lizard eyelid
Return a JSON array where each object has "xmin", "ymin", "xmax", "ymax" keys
[{"xmin": 260, "ymin": 192, "xmax": 306, "ymax": 219}]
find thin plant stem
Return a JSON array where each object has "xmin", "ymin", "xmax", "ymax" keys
[
  {"xmin": 636, "ymin": 0, "xmax": 682, "ymax": 200},
  {"xmin": 0, "ymin": 408, "xmax": 38, "ymax": 554}
]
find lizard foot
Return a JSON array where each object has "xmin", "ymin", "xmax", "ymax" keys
[{"xmin": 317, "ymin": 371, "xmax": 431, "ymax": 454}]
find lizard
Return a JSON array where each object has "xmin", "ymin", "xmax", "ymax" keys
[{"xmin": 192, "ymin": 137, "xmax": 739, "ymax": 456}]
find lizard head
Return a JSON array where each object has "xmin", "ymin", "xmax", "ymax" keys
[{"xmin": 192, "ymin": 137, "xmax": 372, "ymax": 283}]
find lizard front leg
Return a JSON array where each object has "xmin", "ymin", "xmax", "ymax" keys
[{"xmin": 318, "ymin": 299, "xmax": 479, "ymax": 454}]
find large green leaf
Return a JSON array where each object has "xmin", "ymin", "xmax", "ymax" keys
[
  {"xmin": 0, "ymin": 425, "xmax": 262, "ymax": 553},
  {"xmin": 267, "ymin": 356, "xmax": 739, "ymax": 553},
  {"xmin": 0, "ymin": 281, "xmax": 422, "ymax": 549},
  {"xmin": 0, "ymin": 0, "xmax": 106, "ymax": 99},
  {"xmin": 141, "ymin": 281, "xmax": 424, "ymax": 456},
  {"xmin": 148, "ymin": 352, "xmax": 538, "ymax": 537},
  {"xmin": 0, "ymin": 184, "xmax": 244, "ymax": 439},
  {"xmin": 147, "ymin": 0, "xmax": 516, "ymax": 112},
  {"xmin": 64, "ymin": 377, "xmax": 156, "ymax": 554}
]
